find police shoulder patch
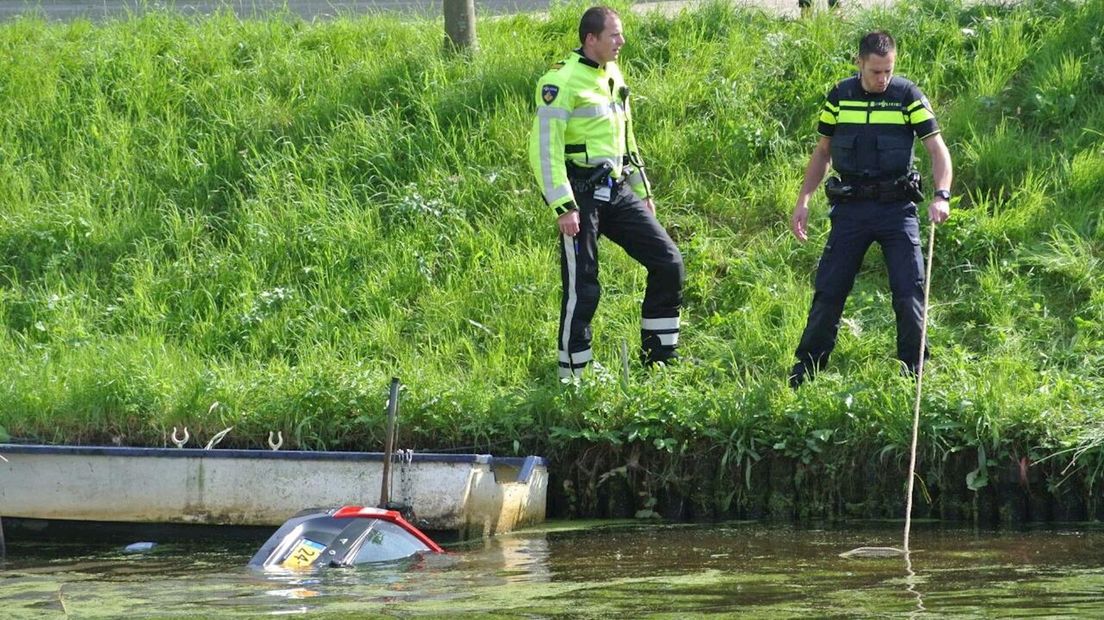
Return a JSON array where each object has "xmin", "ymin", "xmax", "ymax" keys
[{"xmin": 541, "ymin": 84, "xmax": 560, "ymax": 104}]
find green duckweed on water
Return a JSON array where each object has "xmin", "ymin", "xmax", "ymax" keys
[
  {"xmin": 1, "ymin": 0, "xmax": 1104, "ymax": 520},
  {"xmin": 4, "ymin": 522, "xmax": 1104, "ymax": 617}
]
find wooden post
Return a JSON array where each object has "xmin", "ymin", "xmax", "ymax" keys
[
  {"xmin": 380, "ymin": 378, "xmax": 400, "ymax": 508},
  {"xmin": 443, "ymin": 0, "xmax": 478, "ymax": 53}
]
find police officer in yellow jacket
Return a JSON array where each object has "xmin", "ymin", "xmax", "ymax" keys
[
  {"xmin": 789, "ymin": 31, "xmax": 953, "ymax": 387},
  {"xmin": 529, "ymin": 6, "xmax": 684, "ymax": 379}
]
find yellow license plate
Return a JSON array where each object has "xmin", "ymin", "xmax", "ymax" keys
[{"xmin": 281, "ymin": 538, "xmax": 326, "ymax": 569}]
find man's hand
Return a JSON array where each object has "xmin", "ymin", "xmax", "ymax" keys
[
  {"xmin": 928, "ymin": 198, "xmax": 950, "ymax": 224},
  {"xmin": 643, "ymin": 197, "xmax": 656, "ymax": 216},
  {"xmin": 558, "ymin": 209, "xmax": 580, "ymax": 236},
  {"xmin": 791, "ymin": 204, "xmax": 810, "ymax": 243},
  {"xmin": 791, "ymin": 136, "xmax": 831, "ymax": 244}
]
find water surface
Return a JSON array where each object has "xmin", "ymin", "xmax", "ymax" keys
[{"xmin": 3, "ymin": 522, "xmax": 1104, "ymax": 617}]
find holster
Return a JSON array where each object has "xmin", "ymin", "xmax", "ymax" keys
[
  {"xmin": 899, "ymin": 171, "xmax": 924, "ymax": 203},
  {"xmin": 566, "ymin": 161, "xmax": 614, "ymax": 195},
  {"xmin": 824, "ymin": 176, "xmax": 854, "ymax": 202}
]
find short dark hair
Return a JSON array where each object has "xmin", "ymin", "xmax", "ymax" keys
[
  {"xmin": 579, "ymin": 6, "xmax": 618, "ymax": 45},
  {"xmin": 858, "ymin": 31, "xmax": 896, "ymax": 58}
]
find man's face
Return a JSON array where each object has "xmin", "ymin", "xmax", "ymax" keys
[
  {"xmin": 857, "ymin": 50, "xmax": 896, "ymax": 93},
  {"xmin": 587, "ymin": 16, "xmax": 624, "ymax": 65}
]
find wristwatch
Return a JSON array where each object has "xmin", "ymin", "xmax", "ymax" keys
[{"xmin": 934, "ymin": 189, "xmax": 952, "ymax": 201}]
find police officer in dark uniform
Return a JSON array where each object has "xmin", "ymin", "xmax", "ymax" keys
[
  {"xmin": 528, "ymin": 6, "xmax": 684, "ymax": 379},
  {"xmin": 789, "ymin": 31, "xmax": 953, "ymax": 388},
  {"xmin": 798, "ymin": 0, "xmax": 841, "ymax": 19}
]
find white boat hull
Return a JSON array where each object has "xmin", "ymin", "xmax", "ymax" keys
[{"xmin": 0, "ymin": 445, "xmax": 546, "ymax": 538}]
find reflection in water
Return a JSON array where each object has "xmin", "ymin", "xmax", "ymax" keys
[
  {"xmin": 3, "ymin": 524, "xmax": 1104, "ymax": 617},
  {"xmin": 484, "ymin": 530, "xmax": 551, "ymax": 584},
  {"xmin": 904, "ymin": 551, "xmax": 926, "ymax": 617}
]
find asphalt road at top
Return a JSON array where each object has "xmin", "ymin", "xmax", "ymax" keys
[{"xmin": 0, "ymin": 0, "xmax": 894, "ymax": 22}]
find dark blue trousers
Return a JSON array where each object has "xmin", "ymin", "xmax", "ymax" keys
[{"xmin": 793, "ymin": 199, "xmax": 927, "ymax": 377}]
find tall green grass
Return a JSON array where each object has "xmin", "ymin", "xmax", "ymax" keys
[{"xmin": 1, "ymin": 0, "xmax": 1103, "ymax": 518}]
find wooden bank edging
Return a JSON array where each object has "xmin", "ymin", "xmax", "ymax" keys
[{"xmin": 546, "ymin": 444, "xmax": 1100, "ymax": 524}]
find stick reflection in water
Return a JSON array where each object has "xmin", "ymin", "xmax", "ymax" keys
[{"xmin": 904, "ymin": 551, "xmax": 926, "ymax": 617}]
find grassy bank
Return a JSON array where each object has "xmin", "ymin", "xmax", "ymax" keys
[{"xmin": 2, "ymin": 0, "xmax": 1103, "ymax": 520}]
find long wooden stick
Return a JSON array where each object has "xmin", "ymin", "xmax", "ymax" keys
[{"xmin": 903, "ymin": 223, "xmax": 936, "ymax": 553}]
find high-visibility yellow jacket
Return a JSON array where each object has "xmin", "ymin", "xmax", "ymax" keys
[{"xmin": 528, "ymin": 50, "xmax": 652, "ymax": 217}]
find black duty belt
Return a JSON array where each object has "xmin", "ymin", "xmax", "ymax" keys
[
  {"xmin": 825, "ymin": 173, "xmax": 923, "ymax": 203},
  {"xmin": 566, "ymin": 162, "xmax": 620, "ymax": 194}
]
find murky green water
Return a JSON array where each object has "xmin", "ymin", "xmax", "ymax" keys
[{"xmin": 3, "ymin": 521, "xmax": 1104, "ymax": 617}]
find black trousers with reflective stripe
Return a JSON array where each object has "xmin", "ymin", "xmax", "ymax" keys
[
  {"xmin": 793, "ymin": 199, "xmax": 927, "ymax": 374},
  {"xmin": 559, "ymin": 182, "xmax": 684, "ymax": 373}
]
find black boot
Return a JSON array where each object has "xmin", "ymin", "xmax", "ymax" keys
[
  {"xmin": 642, "ymin": 348, "xmax": 679, "ymax": 368},
  {"xmin": 788, "ymin": 362, "xmax": 811, "ymax": 389},
  {"xmin": 900, "ymin": 360, "xmax": 929, "ymax": 380}
]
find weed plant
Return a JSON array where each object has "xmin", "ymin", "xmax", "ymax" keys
[{"xmin": 1, "ymin": 0, "xmax": 1103, "ymax": 518}]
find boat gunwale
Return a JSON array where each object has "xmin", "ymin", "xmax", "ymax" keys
[{"xmin": 0, "ymin": 443, "xmax": 546, "ymax": 476}]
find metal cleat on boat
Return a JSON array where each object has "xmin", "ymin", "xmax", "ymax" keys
[{"xmin": 171, "ymin": 427, "xmax": 189, "ymax": 448}]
